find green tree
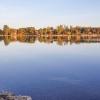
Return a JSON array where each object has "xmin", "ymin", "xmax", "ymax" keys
[{"xmin": 3, "ymin": 25, "xmax": 9, "ymax": 35}]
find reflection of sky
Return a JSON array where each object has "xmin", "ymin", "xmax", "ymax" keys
[
  {"xmin": 0, "ymin": 42, "xmax": 100, "ymax": 62},
  {"xmin": 0, "ymin": 0, "xmax": 100, "ymax": 28},
  {"xmin": 0, "ymin": 42, "xmax": 100, "ymax": 74},
  {"xmin": 0, "ymin": 42, "xmax": 100, "ymax": 99}
]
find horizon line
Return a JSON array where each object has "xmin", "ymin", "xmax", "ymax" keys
[{"xmin": 1, "ymin": 25, "xmax": 100, "ymax": 30}]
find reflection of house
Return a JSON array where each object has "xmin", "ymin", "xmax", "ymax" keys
[{"xmin": 76, "ymin": 35, "xmax": 81, "ymax": 42}]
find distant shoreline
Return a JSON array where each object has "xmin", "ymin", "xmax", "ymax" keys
[
  {"xmin": 0, "ymin": 25, "xmax": 100, "ymax": 36},
  {"xmin": 0, "ymin": 34, "xmax": 100, "ymax": 37}
]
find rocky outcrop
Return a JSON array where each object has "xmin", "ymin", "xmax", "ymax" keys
[{"xmin": 0, "ymin": 91, "xmax": 32, "ymax": 100}]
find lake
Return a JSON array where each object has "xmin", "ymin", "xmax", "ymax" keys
[{"xmin": 0, "ymin": 36, "xmax": 100, "ymax": 100}]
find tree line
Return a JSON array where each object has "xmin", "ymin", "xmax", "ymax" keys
[{"xmin": 0, "ymin": 25, "xmax": 100, "ymax": 36}]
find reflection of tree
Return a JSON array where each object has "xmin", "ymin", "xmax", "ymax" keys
[
  {"xmin": 4, "ymin": 36, "xmax": 11, "ymax": 46},
  {"xmin": 1, "ymin": 35, "xmax": 100, "ymax": 46},
  {"xmin": 0, "ymin": 36, "xmax": 3, "ymax": 42}
]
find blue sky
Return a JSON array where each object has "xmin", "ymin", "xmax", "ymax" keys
[{"xmin": 0, "ymin": 0, "xmax": 100, "ymax": 28}]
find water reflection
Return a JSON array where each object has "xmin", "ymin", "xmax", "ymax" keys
[
  {"xmin": 1, "ymin": 35, "xmax": 100, "ymax": 46},
  {"xmin": 0, "ymin": 35, "xmax": 100, "ymax": 100}
]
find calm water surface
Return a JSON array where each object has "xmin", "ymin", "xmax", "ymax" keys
[{"xmin": 0, "ymin": 40, "xmax": 100, "ymax": 100}]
